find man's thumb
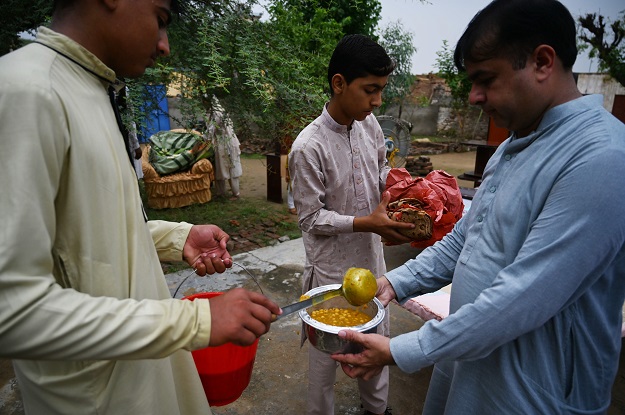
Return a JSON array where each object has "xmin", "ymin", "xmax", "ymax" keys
[
  {"xmin": 338, "ymin": 329, "xmax": 361, "ymax": 344},
  {"xmin": 380, "ymin": 191, "xmax": 391, "ymax": 207}
]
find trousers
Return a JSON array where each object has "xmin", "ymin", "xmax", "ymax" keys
[{"xmin": 306, "ymin": 312, "xmax": 390, "ymax": 415}]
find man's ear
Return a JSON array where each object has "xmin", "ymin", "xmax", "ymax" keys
[
  {"xmin": 533, "ymin": 44, "xmax": 556, "ymax": 82},
  {"xmin": 331, "ymin": 74, "xmax": 346, "ymax": 95},
  {"xmin": 101, "ymin": 0, "xmax": 120, "ymax": 12}
]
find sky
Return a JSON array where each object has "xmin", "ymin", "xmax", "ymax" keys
[{"xmin": 378, "ymin": 0, "xmax": 624, "ymax": 74}]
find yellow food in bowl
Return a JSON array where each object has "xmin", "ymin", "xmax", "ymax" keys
[{"xmin": 310, "ymin": 307, "xmax": 372, "ymax": 327}]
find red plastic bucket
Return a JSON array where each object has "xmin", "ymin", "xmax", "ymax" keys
[{"xmin": 184, "ymin": 292, "xmax": 259, "ymax": 406}]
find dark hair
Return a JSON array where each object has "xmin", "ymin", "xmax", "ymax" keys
[
  {"xmin": 52, "ymin": 0, "xmax": 73, "ymax": 11},
  {"xmin": 53, "ymin": 0, "xmax": 181, "ymax": 15},
  {"xmin": 170, "ymin": 0, "xmax": 181, "ymax": 15},
  {"xmin": 327, "ymin": 34, "xmax": 395, "ymax": 95},
  {"xmin": 454, "ymin": 0, "xmax": 577, "ymax": 71}
]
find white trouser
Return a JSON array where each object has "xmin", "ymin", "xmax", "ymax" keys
[
  {"xmin": 307, "ymin": 311, "xmax": 390, "ymax": 415},
  {"xmin": 214, "ymin": 177, "xmax": 240, "ymax": 197}
]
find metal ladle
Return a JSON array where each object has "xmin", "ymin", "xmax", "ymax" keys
[{"xmin": 273, "ymin": 267, "xmax": 377, "ymax": 321}]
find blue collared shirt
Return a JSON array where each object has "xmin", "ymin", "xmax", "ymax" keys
[{"xmin": 387, "ymin": 95, "xmax": 625, "ymax": 414}]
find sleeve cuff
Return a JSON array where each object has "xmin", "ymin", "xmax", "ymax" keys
[
  {"xmin": 148, "ymin": 220, "xmax": 193, "ymax": 262},
  {"xmin": 189, "ymin": 298, "xmax": 212, "ymax": 350},
  {"xmin": 390, "ymin": 331, "xmax": 432, "ymax": 373}
]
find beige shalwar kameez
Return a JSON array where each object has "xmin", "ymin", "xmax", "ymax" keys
[
  {"xmin": 288, "ymin": 105, "xmax": 391, "ymax": 415},
  {"xmin": 0, "ymin": 27, "xmax": 213, "ymax": 414}
]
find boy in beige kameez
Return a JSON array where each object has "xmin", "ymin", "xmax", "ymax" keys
[{"xmin": 288, "ymin": 34, "xmax": 413, "ymax": 415}]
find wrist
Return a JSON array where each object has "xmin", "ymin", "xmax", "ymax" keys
[{"xmin": 353, "ymin": 216, "xmax": 367, "ymax": 232}]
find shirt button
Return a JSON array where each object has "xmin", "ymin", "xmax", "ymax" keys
[
  {"xmin": 477, "ymin": 215, "xmax": 483, "ymax": 222},
  {"xmin": 354, "ymin": 163, "xmax": 360, "ymax": 169},
  {"xmin": 505, "ymin": 154, "xmax": 511, "ymax": 161}
]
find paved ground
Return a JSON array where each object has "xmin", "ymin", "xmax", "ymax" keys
[{"xmin": 168, "ymin": 238, "xmax": 432, "ymax": 415}]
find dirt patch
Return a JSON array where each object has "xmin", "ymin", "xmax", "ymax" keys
[{"xmin": 238, "ymin": 150, "xmax": 478, "ymax": 202}]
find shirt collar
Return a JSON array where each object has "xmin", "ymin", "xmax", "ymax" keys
[
  {"xmin": 507, "ymin": 95, "xmax": 602, "ymax": 152},
  {"xmin": 35, "ymin": 26, "xmax": 123, "ymax": 91},
  {"xmin": 321, "ymin": 103, "xmax": 350, "ymax": 134},
  {"xmin": 537, "ymin": 94, "xmax": 603, "ymax": 131}
]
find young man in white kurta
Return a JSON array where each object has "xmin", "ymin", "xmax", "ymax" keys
[
  {"xmin": 207, "ymin": 97, "xmax": 243, "ymax": 199},
  {"xmin": 289, "ymin": 34, "xmax": 413, "ymax": 415},
  {"xmin": 0, "ymin": 1, "xmax": 279, "ymax": 413}
]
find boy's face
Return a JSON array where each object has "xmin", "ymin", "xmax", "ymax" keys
[
  {"xmin": 107, "ymin": 0, "xmax": 173, "ymax": 78},
  {"xmin": 330, "ymin": 74, "xmax": 389, "ymax": 125}
]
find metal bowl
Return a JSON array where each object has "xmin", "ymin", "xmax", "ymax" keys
[{"xmin": 299, "ymin": 284, "xmax": 385, "ymax": 354}]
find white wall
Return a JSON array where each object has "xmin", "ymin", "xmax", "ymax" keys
[{"xmin": 577, "ymin": 73, "xmax": 625, "ymax": 112}]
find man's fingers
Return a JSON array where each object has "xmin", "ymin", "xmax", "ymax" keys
[
  {"xmin": 337, "ymin": 329, "xmax": 362, "ymax": 344},
  {"xmin": 193, "ymin": 254, "xmax": 230, "ymax": 275},
  {"xmin": 339, "ymin": 362, "xmax": 381, "ymax": 381},
  {"xmin": 207, "ymin": 289, "xmax": 279, "ymax": 346},
  {"xmin": 339, "ymin": 362, "xmax": 359, "ymax": 378},
  {"xmin": 222, "ymin": 256, "xmax": 233, "ymax": 267},
  {"xmin": 336, "ymin": 330, "xmax": 371, "ymax": 355},
  {"xmin": 248, "ymin": 291, "xmax": 282, "ymax": 316}
]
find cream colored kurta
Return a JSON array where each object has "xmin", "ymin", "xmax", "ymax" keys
[
  {"xmin": 0, "ymin": 27, "xmax": 213, "ymax": 414},
  {"xmin": 208, "ymin": 101, "xmax": 243, "ymax": 181}
]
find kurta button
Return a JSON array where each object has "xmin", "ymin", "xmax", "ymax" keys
[
  {"xmin": 477, "ymin": 215, "xmax": 483, "ymax": 222},
  {"xmin": 489, "ymin": 186, "xmax": 496, "ymax": 193},
  {"xmin": 505, "ymin": 154, "xmax": 511, "ymax": 161}
]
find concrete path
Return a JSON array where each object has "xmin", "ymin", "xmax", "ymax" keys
[{"xmin": 165, "ymin": 238, "xmax": 433, "ymax": 415}]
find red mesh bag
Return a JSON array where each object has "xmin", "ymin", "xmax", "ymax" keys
[{"xmin": 386, "ymin": 168, "xmax": 464, "ymax": 248}]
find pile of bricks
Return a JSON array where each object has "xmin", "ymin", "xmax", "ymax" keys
[{"xmin": 404, "ymin": 156, "xmax": 434, "ymax": 177}]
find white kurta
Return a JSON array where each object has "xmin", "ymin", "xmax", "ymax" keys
[
  {"xmin": 288, "ymin": 105, "xmax": 390, "ymax": 289},
  {"xmin": 288, "ymin": 105, "xmax": 391, "ymax": 414},
  {"xmin": 208, "ymin": 102, "xmax": 243, "ymax": 181},
  {"xmin": 0, "ymin": 27, "xmax": 213, "ymax": 414}
]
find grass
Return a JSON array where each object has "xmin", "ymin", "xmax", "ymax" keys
[
  {"xmin": 140, "ymin": 183, "xmax": 301, "ymax": 238},
  {"xmin": 138, "ymin": 179, "xmax": 301, "ymax": 273}
]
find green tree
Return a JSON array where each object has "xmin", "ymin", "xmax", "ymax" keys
[
  {"xmin": 435, "ymin": 40, "xmax": 471, "ymax": 107},
  {"xmin": 274, "ymin": 0, "xmax": 381, "ymax": 38},
  {"xmin": 3, "ymin": 0, "xmax": 358, "ymax": 155},
  {"xmin": 262, "ymin": 2, "xmax": 343, "ymax": 145},
  {"xmin": 132, "ymin": 0, "xmax": 340, "ymax": 152},
  {"xmin": 435, "ymin": 40, "xmax": 474, "ymax": 139},
  {"xmin": 378, "ymin": 20, "xmax": 417, "ymax": 117},
  {"xmin": 578, "ymin": 12, "xmax": 625, "ymax": 87},
  {"xmin": 0, "ymin": 0, "xmax": 51, "ymax": 56}
]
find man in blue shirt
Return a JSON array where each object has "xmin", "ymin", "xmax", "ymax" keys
[{"xmin": 332, "ymin": 0, "xmax": 625, "ymax": 413}]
